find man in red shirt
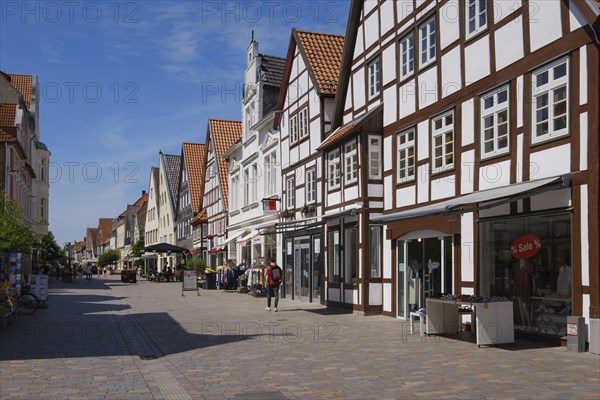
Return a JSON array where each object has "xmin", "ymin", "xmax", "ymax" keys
[{"xmin": 265, "ymin": 259, "xmax": 282, "ymax": 312}]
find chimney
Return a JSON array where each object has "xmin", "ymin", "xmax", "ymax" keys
[{"xmin": 142, "ymin": 190, "xmax": 146, "ymax": 196}]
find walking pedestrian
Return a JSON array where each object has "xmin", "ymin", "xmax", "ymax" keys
[
  {"xmin": 85, "ymin": 264, "xmax": 92, "ymax": 281},
  {"xmin": 265, "ymin": 258, "xmax": 282, "ymax": 312}
]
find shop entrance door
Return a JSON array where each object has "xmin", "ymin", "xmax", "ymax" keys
[
  {"xmin": 405, "ymin": 237, "xmax": 448, "ymax": 314},
  {"xmin": 294, "ymin": 237, "xmax": 310, "ymax": 301}
]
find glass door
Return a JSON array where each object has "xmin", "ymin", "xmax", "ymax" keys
[
  {"xmin": 294, "ymin": 237, "xmax": 310, "ymax": 301},
  {"xmin": 284, "ymin": 238, "xmax": 293, "ymax": 298},
  {"xmin": 312, "ymin": 234, "xmax": 322, "ymax": 303}
]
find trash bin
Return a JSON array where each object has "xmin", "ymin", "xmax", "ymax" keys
[
  {"xmin": 567, "ymin": 316, "xmax": 586, "ymax": 352},
  {"xmin": 204, "ymin": 272, "xmax": 216, "ymax": 289}
]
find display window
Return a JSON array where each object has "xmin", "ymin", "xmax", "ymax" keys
[{"xmin": 479, "ymin": 212, "xmax": 572, "ymax": 337}]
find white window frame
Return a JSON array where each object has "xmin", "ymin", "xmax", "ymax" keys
[
  {"xmin": 344, "ymin": 141, "xmax": 358, "ymax": 184},
  {"xmin": 328, "ymin": 149, "xmax": 341, "ymax": 190},
  {"xmin": 251, "ymin": 164, "xmax": 258, "ymax": 203},
  {"xmin": 244, "ymin": 168, "xmax": 250, "ymax": 206},
  {"xmin": 397, "ymin": 128, "xmax": 416, "ymax": 183},
  {"xmin": 306, "ymin": 168, "xmax": 316, "ymax": 203},
  {"xmin": 399, "ymin": 32, "xmax": 414, "ymax": 80},
  {"xmin": 480, "ymin": 85, "xmax": 510, "ymax": 159},
  {"xmin": 231, "ymin": 174, "xmax": 239, "ymax": 210},
  {"xmin": 465, "ymin": 0, "xmax": 487, "ymax": 39},
  {"xmin": 299, "ymin": 107, "xmax": 309, "ymax": 139},
  {"xmin": 368, "ymin": 58, "xmax": 380, "ymax": 99},
  {"xmin": 264, "ymin": 152, "xmax": 277, "ymax": 196},
  {"xmin": 418, "ymin": 16, "xmax": 436, "ymax": 68},
  {"xmin": 431, "ymin": 110, "xmax": 455, "ymax": 173},
  {"xmin": 289, "ymin": 114, "xmax": 298, "ymax": 143},
  {"xmin": 368, "ymin": 135, "xmax": 382, "ymax": 179},
  {"xmin": 531, "ymin": 57, "xmax": 570, "ymax": 144},
  {"xmin": 286, "ymin": 177, "xmax": 295, "ymax": 209}
]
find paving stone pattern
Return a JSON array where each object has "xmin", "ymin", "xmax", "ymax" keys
[{"xmin": 1, "ymin": 275, "xmax": 598, "ymax": 399}]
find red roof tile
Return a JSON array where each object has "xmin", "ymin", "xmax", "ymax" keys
[
  {"xmin": 182, "ymin": 143, "xmax": 206, "ymax": 213},
  {"xmin": 0, "ymin": 103, "xmax": 17, "ymax": 126},
  {"xmin": 0, "ymin": 127, "xmax": 15, "ymax": 142},
  {"xmin": 317, "ymin": 123, "xmax": 356, "ymax": 150},
  {"xmin": 208, "ymin": 119, "xmax": 242, "ymax": 209},
  {"xmin": 7, "ymin": 74, "xmax": 33, "ymax": 108},
  {"xmin": 296, "ymin": 31, "xmax": 345, "ymax": 95},
  {"xmin": 97, "ymin": 218, "xmax": 113, "ymax": 245}
]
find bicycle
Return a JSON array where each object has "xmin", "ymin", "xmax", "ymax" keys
[{"xmin": 3, "ymin": 287, "xmax": 39, "ymax": 318}]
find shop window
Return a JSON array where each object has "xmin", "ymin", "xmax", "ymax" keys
[
  {"xmin": 369, "ymin": 226, "xmax": 382, "ymax": 278},
  {"xmin": 531, "ymin": 57, "xmax": 569, "ymax": 144},
  {"xmin": 327, "ymin": 230, "xmax": 340, "ymax": 283},
  {"xmin": 479, "ymin": 213, "xmax": 572, "ymax": 337},
  {"xmin": 344, "ymin": 227, "xmax": 357, "ymax": 285}
]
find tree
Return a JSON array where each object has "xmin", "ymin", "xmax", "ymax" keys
[
  {"xmin": 98, "ymin": 249, "xmax": 120, "ymax": 268},
  {"xmin": 40, "ymin": 231, "xmax": 64, "ymax": 263},
  {"xmin": 186, "ymin": 258, "xmax": 207, "ymax": 275},
  {"xmin": 130, "ymin": 238, "xmax": 145, "ymax": 268},
  {"xmin": 0, "ymin": 191, "xmax": 36, "ymax": 253}
]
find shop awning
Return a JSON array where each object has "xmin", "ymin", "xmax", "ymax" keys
[
  {"xmin": 372, "ymin": 174, "xmax": 570, "ymax": 223},
  {"xmin": 141, "ymin": 253, "xmax": 158, "ymax": 259},
  {"xmin": 221, "ymin": 231, "xmax": 245, "ymax": 245},
  {"xmin": 237, "ymin": 230, "xmax": 258, "ymax": 244}
]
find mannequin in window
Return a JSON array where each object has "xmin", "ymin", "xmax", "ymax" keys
[
  {"xmin": 512, "ymin": 258, "xmax": 535, "ymax": 327},
  {"xmin": 556, "ymin": 261, "xmax": 571, "ymax": 297}
]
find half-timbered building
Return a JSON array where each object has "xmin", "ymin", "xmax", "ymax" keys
[
  {"xmin": 333, "ymin": 0, "xmax": 599, "ymax": 346},
  {"xmin": 275, "ymin": 29, "xmax": 345, "ymax": 304}
]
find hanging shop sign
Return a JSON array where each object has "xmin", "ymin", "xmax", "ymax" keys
[{"xmin": 510, "ymin": 234, "xmax": 542, "ymax": 259}]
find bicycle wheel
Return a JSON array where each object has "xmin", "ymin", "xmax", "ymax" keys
[{"xmin": 16, "ymin": 293, "xmax": 38, "ymax": 315}]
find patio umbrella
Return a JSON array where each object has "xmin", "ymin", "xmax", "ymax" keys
[{"xmin": 142, "ymin": 243, "xmax": 190, "ymax": 254}]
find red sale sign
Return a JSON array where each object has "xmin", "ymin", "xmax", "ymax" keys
[{"xmin": 510, "ymin": 234, "xmax": 542, "ymax": 259}]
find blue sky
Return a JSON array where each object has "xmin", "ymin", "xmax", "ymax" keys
[{"xmin": 0, "ymin": 1, "xmax": 349, "ymax": 246}]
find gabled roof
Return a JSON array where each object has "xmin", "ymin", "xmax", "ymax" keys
[
  {"xmin": 136, "ymin": 200, "xmax": 148, "ymax": 233},
  {"xmin": 260, "ymin": 54, "xmax": 286, "ymax": 88},
  {"xmin": 190, "ymin": 209, "xmax": 208, "ymax": 226},
  {"xmin": 162, "ymin": 153, "xmax": 181, "ymax": 207},
  {"xmin": 133, "ymin": 191, "xmax": 149, "ymax": 208},
  {"xmin": 7, "ymin": 74, "xmax": 33, "ymax": 108},
  {"xmin": 207, "ymin": 119, "xmax": 242, "ymax": 210},
  {"xmin": 318, "ymin": 105, "xmax": 382, "ymax": 151},
  {"xmin": 275, "ymin": 28, "xmax": 345, "ymax": 128},
  {"xmin": 0, "ymin": 103, "xmax": 17, "ymax": 126},
  {"xmin": 86, "ymin": 228, "xmax": 98, "ymax": 251},
  {"xmin": 182, "ymin": 143, "xmax": 206, "ymax": 213},
  {"xmin": 97, "ymin": 218, "xmax": 113, "ymax": 245},
  {"xmin": 296, "ymin": 30, "xmax": 345, "ymax": 95}
]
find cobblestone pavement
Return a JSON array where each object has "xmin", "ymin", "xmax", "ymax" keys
[{"xmin": 1, "ymin": 275, "xmax": 598, "ymax": 399}]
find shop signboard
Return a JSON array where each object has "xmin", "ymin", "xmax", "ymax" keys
[
  {"xmin": 510, "ymin": 234, "xmax": 542, "ymax": 259},
  {"xmin": 181, "ymin": 269, "xmax": 200, "ymax": 296}
]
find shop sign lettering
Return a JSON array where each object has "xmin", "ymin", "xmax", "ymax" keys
[{"xmin": 510, "ymin": 234, "xmax": 542, "ymax": 259}]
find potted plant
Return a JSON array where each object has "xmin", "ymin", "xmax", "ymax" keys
[
  {"xmin": 279, "ymin": 209, "xmax": 295, "ymax": 219},
  {"xmin": 300, "ymin": 203, "xmax": 316, "ymax": 214}
]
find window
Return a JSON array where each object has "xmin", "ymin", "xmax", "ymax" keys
[
  {"xmin": 264, "ymin": 152, "xmax": 277, "ymax": 196},
  {"xmin": 397, "ymin": 128, "xmax": 416, "ymax": 182},
  {"xmin": 344, "ymin": 141, "xmax": 358, "ymax": 184},
  {"xmin": 344, "ymin": 227, "xmax": 357, "ymax": 285},
  {"xmin": 40, "ymin": 198, "xmax": 45, "ymax": 219},
  {"xmin": 481, "ymin": 85, "xmax": 509, "ymax": 158},
  {"xmin": 431, "ymin": 111, "xmax": 455, "ymax": 173},
  {"xmin": 368, "ymin": 58, "xmax": 380, "ymax": 99},
  {"xmin": 244, "ymin": 168, "xmax": 250, "ymax": 206},
  {"xmin": 40, "ymin": 159, "xmax": 46, "ymax": 182},
  {"xmin": 299, "ymin": 107, "xmax": 309, "ymax": 139},
  {"xmin": 369, "ymin": 226, "xmax": 382, "ymax": 278},
  {"xmin": 531, "ymin": 57, "xmax": 569, "ymax": 143},
  {"xmin": 327, "ymin": 230, "xmax": 340, "ymax": 283},
  {"xmin": 466, "ymin": 0, "xmax": 487, "ymax": 38},
  {"xmin": 251, "ymin": 164, "xmax": 258, "ymax": 203},
  {"xmin": 286, "ymin": 177, "xmax": 295, "ymax": 209},
  {"xmin": 289, "ymin": 114, "xmax": 298, "ymax": 143},
  {"xmin": 419, "ymin": 16, "xmax": 436, "ymax": 67},
  {"xmin": 327, "ymin": 149, "xmax": 341, "ymax": 190},
  {"xmin": 231, "ymin": 174, "xmax": 239, "ymax": 210},
  {"xmin": 368, "ymin": 136, "xmax": 382, "ymax": 179},
  {"xmin": 399, "ymin": 32, "xmax": 414, "ymax": 80},
  {"xmin": 306, "ymin": 168, "xmax": 316, "ymax": 203}
]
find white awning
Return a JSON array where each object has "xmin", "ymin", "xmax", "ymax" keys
[
  {"xmin": 221, "ymin": 231, "xmax": 245, "ymax": 245},
  {"xmin": 237, "ymin": 230, "xmax": 258, "ymax": 244},
  {"xmin": 373, "ymin": 175, "xmax": 569, "ymax": 223}
]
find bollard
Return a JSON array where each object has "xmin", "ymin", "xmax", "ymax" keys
[{"xmin": 566, "ymin": 316, "xmax": 586, "ymax": 352}]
